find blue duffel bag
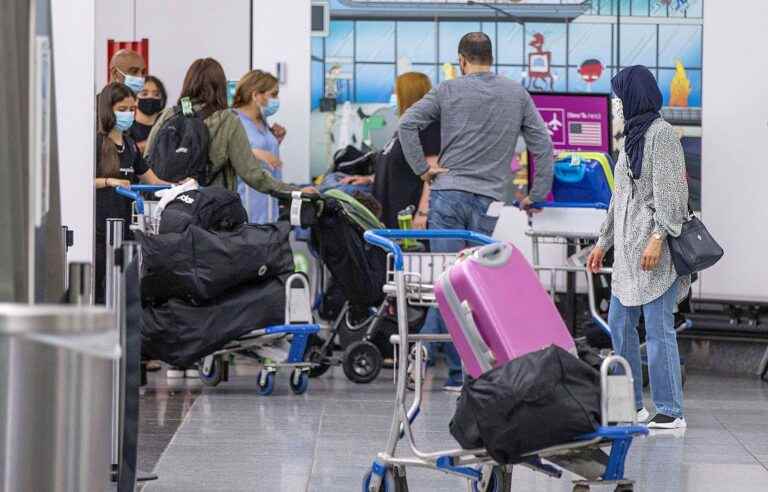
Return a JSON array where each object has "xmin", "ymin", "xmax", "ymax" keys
[{"xmin": 551, "ymin": 156, "xmax": 612, "ymax": 206}]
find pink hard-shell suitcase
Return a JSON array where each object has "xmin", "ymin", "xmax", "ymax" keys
[{"xmin": 435, "ymin": 242, "xmax": 576, "ymax": 378}]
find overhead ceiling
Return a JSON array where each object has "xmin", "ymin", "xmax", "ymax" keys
[{"xmin": 333, "ymin": 0, "xmax": 591, "ymax": 20}]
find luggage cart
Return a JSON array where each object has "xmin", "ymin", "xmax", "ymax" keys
[
  {"xmin": 361, "ymin": 229, "xmax": 648, "ymax": 492},
  {"xmin": 523, "ymin": 201, "xmax": 691, "ymax": 386},
  {"xmin": 114, "ymin": 185, "xmax": 321, "ymax": 396}
]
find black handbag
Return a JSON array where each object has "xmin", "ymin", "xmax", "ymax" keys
[{"xmin": 667, "ymin": 204, "xmax": 724, "ymax": 276}]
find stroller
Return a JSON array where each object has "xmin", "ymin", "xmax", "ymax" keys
[
  {"xmin": 283, "ymin": 189, "xmax": 426, "ymax": 383},
  {"xmin": 116, "ymin": 184, "xmax": 320, "ymax": 396}
]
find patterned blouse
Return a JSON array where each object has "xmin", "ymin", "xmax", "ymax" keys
[{"xmin": 596, "ymin": 118, "xmax": 690, "ymax": 307}]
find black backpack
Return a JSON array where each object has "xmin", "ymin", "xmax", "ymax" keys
[
  {"xmin": 147, "ymin": 97, "xmax": 211, "ymax": 183},
  {"xmin": 159, "ymin": 187, "xmax": 247, "ymax": 234}
]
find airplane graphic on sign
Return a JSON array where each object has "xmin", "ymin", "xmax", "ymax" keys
[{"xmin": 539, "ymin": 108, "xmax": 565, "ymax": 145}]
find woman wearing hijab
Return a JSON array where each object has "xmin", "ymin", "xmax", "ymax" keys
[{"xmin": 587, "ymin": 66, "xmax": 690, "ymax": 430}]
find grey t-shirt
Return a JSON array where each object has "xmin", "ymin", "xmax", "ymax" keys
[{"xmin": 398, "ymin": 72, "xmax": 554, "ymax": 202}]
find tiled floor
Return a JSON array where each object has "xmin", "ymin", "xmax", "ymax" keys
[{"xmin": 139, "ymin": 363, "xmax": 768, "ymax": 491}]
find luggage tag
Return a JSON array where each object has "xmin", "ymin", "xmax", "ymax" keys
[
  {"xmin": 485, "ymin": 201, "xmax": 504, "ymax": 218},
  {"xmin": 290, "ymin": 191, "xmax": 303, "ymax": 227}
]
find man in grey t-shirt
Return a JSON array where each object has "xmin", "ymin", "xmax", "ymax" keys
[{"xmin": 399, "ymin": 32, "xmax": 554, "ymax": 390}]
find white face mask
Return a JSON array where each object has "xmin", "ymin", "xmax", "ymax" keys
[{"xmin": 612, "ymin": 97, "xmax": 625, "ymax": 124}]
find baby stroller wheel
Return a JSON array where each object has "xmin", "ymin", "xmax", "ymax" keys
[
  {"xmin": 256, "ymin": 370, "xmax": 276, "ymax": 396},
  {"xmin": 199, "ymin": 356, "xmax": 224, "ymax": 387},
  {"xmin": 289, "ymin": 369, "xmax": 310, "ymax": 395},
  {"xmin": 472, "ymin": 466, "xmax": 511, "ymax": 492},
  {"xmin": 344, "ymin": 341, "xmax": 383, "ymax": 384}
]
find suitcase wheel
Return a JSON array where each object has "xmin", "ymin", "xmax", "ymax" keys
[
  {"xmin": 199, "ymin": 356, "xmax": 224, "ymax": 387},
  {"xmin": 472, "ymin": 466, "xmax": 511, "ymax": 492},
  {"xmin": 343, "ymin": 341, "xmax": 383, "ymax": 384}
]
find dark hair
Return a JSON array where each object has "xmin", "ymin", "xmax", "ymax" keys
[
  {"xmin": 97, "ymin": 82, "xmax": 135, "ymax": 177},
  {"xmin": 179, "ymin": 58, "xmax": 228, "ymax": 119},
  {"xmin": 143, "ymin": 74, "xmax": 168, "ymax": 108},
  {"xmin": 458, "ymin": 32, "xmax": 493, "ymax": 65}
]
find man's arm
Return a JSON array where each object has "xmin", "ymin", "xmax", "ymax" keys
[
  {"xmin": 520, "ymin": 93, "xmax": 554, "ymax": 203},
  {"xmin": 398, "ymin": 88, "xmax": 441, "ymax": 176}
]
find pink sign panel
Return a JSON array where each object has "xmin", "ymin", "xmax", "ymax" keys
[{"xmin": 527, "ymin": 92, "xmax": 612, "ymax": 197}]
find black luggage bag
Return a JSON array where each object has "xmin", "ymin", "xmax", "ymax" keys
[
  {"xmin": 159, "ymin": 187, "xmax": 248, "ymax": 234},
  {"xmin": 137, "ymin": 222, "xmax": 294, "ymax": 304},
  {"xmin": 142, "ymin": 277, "xmax": 286, "ymax": 368},
  {"xmin": 450, "ymin": 345, "xmax": 601, "ymax": 464}
]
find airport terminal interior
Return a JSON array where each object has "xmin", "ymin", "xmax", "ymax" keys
[{"xmin": 1, "ymin": 1, "xmax": 768, "ymax": 491}]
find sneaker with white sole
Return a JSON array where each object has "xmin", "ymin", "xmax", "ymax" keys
[
  {"xmin": 637, "ymin": 408, "xmax": 650, "ymax": 422},
  {"xmin": 442, "ymin": 380, "xmax": 463, "ymax": 393},
  {"xmin": 166, "ymin": 367, "xmax": 185, "ymax": 379},
  {"xmin": 647, "ymin": 414, "xmax": 687, "ymax": 429}
]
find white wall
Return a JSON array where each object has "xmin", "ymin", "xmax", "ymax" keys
[
  {"xmin": 52, "ymin": 0, "xmax": 95, "ymax": 263},
  {"xmin": 252, "ymin": 0, "xmax": 312, "ymax": 184},
  {"xmin": 700, "ymin": 0, "xmax": 768, "ymax": 300}
]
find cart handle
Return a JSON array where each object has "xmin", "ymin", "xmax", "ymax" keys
[
  {"xmin": 114, "ymin": 184, "xmax": 172, "ymax": 214},
  {"xmin": 363, "ymin": 229, "xmax": 495, "ymax": 271},
  {"xmin": 513, "ymin": 200, "xmax": 609, "ymax": 210}
]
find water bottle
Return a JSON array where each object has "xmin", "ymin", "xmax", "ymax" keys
[{"xmin": 397, "ymin": 205, "xmax": 417, "ymax": 250}]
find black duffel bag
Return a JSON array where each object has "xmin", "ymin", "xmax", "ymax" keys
[
  {"xmin": 137, "ymin": 222, "xmax": 293, "ymax": 304},
  {"xmin": 142, "ymin": 277, "xmax": 286, "ymax": 368},
  {"xmin": 450, "ymin": 345, "xmax": 601, "ymax": 463},
  {"xmin": 159, "ymin": 186, "xmax": 247, "ymax": 234}
]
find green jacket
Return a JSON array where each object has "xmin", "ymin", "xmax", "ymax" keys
[{"xmin": 144, "ymin": 105, "xmax": 296, "ymax": 195}]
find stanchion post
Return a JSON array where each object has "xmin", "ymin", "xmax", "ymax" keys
[
  {"xmin": 67, "ymin": 262, "xmax": 93, "ymax": 305},
  {"xmin": 105, "ymin": 218, "xmax": 124, "ymax": 477}
]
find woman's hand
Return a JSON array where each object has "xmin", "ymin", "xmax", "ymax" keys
[
  {"xmin": 108, "ymin": 178, "xmax": 132, "ymax": 189},
  {"xmin": 587, "ymin": 246, "xmax": 605, "ymax": 273},
  {"xmin": 340, "ymin": 175, "xmax": 373, "ymax": 185},
  {"xmin": 271, "ymin": 124, "xmax": 287, "ymax": 144},
  {"xmin": 413, "ymin": 211, "xmax": 428, "ymax": 230},
  {"xmin": 641, "ymin": 236, "xmax": 663, "ymax": 271}
]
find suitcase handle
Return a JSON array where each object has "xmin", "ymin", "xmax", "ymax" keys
[
  {"xmin": 459, "ymin": 301, "xmax": 495, "ymax": 373},
  {"xmin": 471, "ymin": 243, "xmax": 513, "ymax": 267},
  {"xmin": 513, "ymin": 200, "xmax": 610, "ymax": 210},
  {"xmin": 364, "ymin": 229, "xmax": 495, "ymax": 271}
]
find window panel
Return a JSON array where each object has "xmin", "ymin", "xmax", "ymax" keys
[
  {"xmin": 569, "ymin": 23, "xmax": 612, "ymax": 71},
  {"xmin": 524, "ymin": 23, "xmax": 566, "ymax": 67},
  {"xmin": 312, "ymin": 37, "xmax": 324, "ymax": 60},
  {"xmin": 567, "ymin": 66, "xmax": 612, "ymax": 94},
  {"xmin": 324, "ymin": 63, "xmax": 353, "ymax": 103},
  {"xmin": 658, "ymin": 25, "xmax": 702, "ymax": 68},
  {"xmin": 658, "ymin": 67, "xmax": 701, "ymax": 107},
  {"xmin": 631, "ymin": 0, "xmax": 649, "ymax": 16},
  {"xmin": 650, "ymin": 0, "xmax": 669, "ymax": 17},
  {"xmin": 598, "ymin": 0, "xmax": 614, "ymax": 16},
  {"xmin": 397, "ymin": 21, "xmax": 436, "ymax": 64},
  {"xmin": 671, "ymin": 0, "xmax": 703, "ymax": 18},
  {"xmin": 439, "ymin": 21, "xmax": 482, "ymax": 63},
  {"xmin": 685, "ymin": 0, "xmax": 704, "ymax": 18},
  {"xmin": 481, "ymin": 22, "xmax": 497, "ymax": 61},
  {"xmin": 618, "ymin": 24, "xmax": 656, "ymax": 67},
  {"xmin": 498, "ymin": 22, "xmax": 524, "ymax": 65},
  {"xmin": 411, "ymin": 64, "xmax": 438, "ymax": 85},
  {"xmin": 355, "ymin": 64, "xmax": 396, "ymax": 103},
  {"xmin": 356, "ymin": 21, "xmax": 395, "ymax": 62},
  {"xmin": 326, "ymin": 20, "xmax": 354, "ymax": 59},
  {"xmin": 497, "ymin": 66, "xmax": 523, "ymax": 84},
  {"xmin": 311, "ymin": 61, "xmax": 324, "ymax": 110}
]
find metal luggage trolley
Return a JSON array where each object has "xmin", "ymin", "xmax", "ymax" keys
[
  {"xmin": 361, "ymin": 229, "xmax": 648, "ymax": 492},
  {"xmin": 114, "ymin": 184, "xmax": 321, "ymax": 395}
]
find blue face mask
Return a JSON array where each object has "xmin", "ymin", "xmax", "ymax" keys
[
  {"xmin": 262, "ymin": 98, "xmax": 280, "ymax": 117},
  {"xmin": 114, "ymin": 111, "xmax": 135, "ymax": 132},
  {"xmin": 118, "ymin": 68, "xmax": 145, "ymax": 94}
]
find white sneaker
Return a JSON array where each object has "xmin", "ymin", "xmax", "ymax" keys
[
  {"xmin": 185, "ymin": 369, "xmax": 200, "ymax": 378},
  {"xmin": 647, "ymin": 414, "xmax": 687, "ymax": 429},
  {"xmin": 166, "ymin": 368, "xmax": 185, "ymax": 379},
  {"xmin": 636, "ymin": 408, "xmax": 650, "ymax": 422}
]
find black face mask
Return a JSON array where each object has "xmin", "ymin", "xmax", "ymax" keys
[{"xmin": 138, "ymin": 97, "xmax": 164, "ymax": 116}]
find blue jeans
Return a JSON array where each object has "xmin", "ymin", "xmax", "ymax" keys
[
  {"xmin": 608, "ymin": 279, "xmax": 684, "ymax": 418},
  {"xmin": 422, "ymin": 190, "xmax": 499, "ymax": 383}
]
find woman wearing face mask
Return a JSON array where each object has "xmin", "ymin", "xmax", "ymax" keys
[
  {"xmin": 231, "ymin": 70, "xmax": 284, "ymax": 223},
  {"xmin": 145, "ymin": 58, "xmax": 310, "ymax": 200},
  {"xmin": 94, "ymin": 82, "xmax": 170, "ymax": 304},
  {"xmin": 588, "ymin": 66, "xmax": 690, "ymax": 430},
  {"xmin": 129, "ymin": 75, "xmax": 167, "ymax": 153}
]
